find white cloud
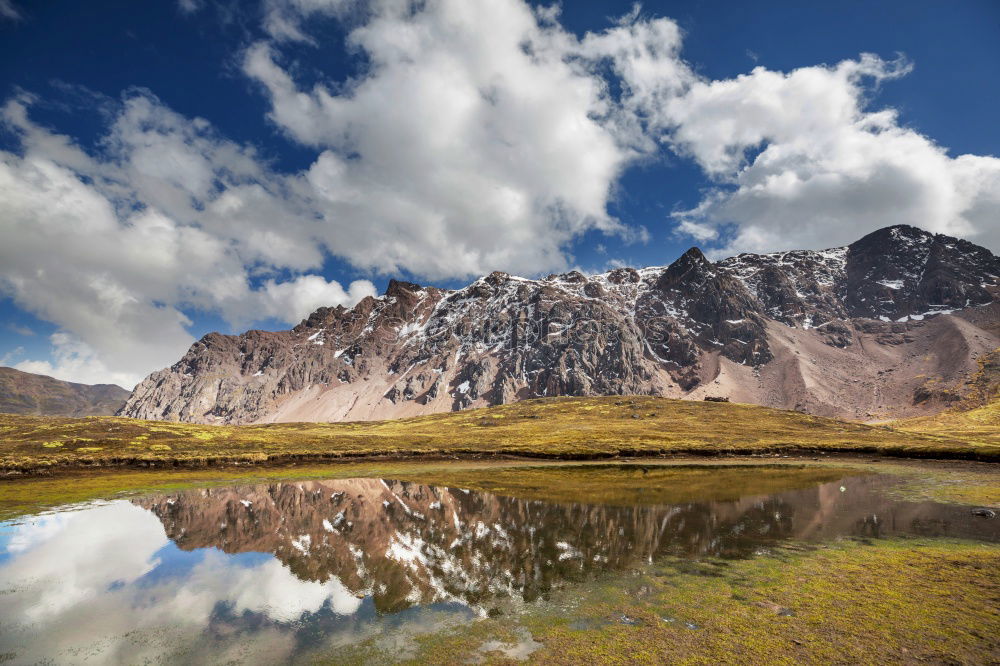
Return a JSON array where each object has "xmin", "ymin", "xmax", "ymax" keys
[
  {"xmin": 177, "ymin": 0, "xmax": 202, "ymax": 13},
  {"xmin": 260, "ymin": 0, "xmax": 352, "ymax": 43},
  {"xmin": 0, "ymin": 346, "xmax": 25, "ymax": 365},
  {"xmin": 253, "ymin": 274, "xmax": 377, "ymax": 323},
  {"xmin": 244, "ymin": 0, "xmax": 660, "ymax": 280},
  {"xmin": 662, "ymin": 55, "xmax": 1000, "ymax": 256},
  {"xmin": 674, "ymin": 219, "xmax": 718, "ymax": 243},
  {"xmin": 14, "ymin": 333, "xmax": 140, "ymax": 388},
  {"xmin": 576, "ymin": 12, "xmax": 693, "ymax": 150},
  {"xmin": 0, "ymin": 92, "xmax": 375, "ymax": 388}
]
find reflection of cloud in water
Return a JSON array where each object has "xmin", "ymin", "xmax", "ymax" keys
[
  {"xmin": 5, "ymin": 511, "xmax": 73, "ymax": 553},
  {"xmin": 0, "ymin": 501, "xmax": 370, "ymax": 664},
  {"xmin": 0, "ymin": 470, "xmax": 996, "ymax": 664},
  {"xmin": 1, "ymin": 503, "xmax": 167, "ymax": 621},
  {"xmin": 133, "ymin": 473, "xmax": 1000, "ymax": 616},
  {"xmin": 193, "ymin": 551, "xmax": 362, "ymax": 621}
]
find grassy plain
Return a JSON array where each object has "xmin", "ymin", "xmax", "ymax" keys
[{"xmin": 1, "ymin": 396, "xmax": 998, "ymax": 477}]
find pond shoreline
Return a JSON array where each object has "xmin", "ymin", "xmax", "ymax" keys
[
  {"xmin": 2, "ymin": 455, "xmax": 997, "ymax": 524},
  {"xmin": 3, "ymin": 442, "xmax": 999, "ymax": 478},
  {"xmin": 0, "ymin": 440, "xmax": 1000, "ymax": 480}
]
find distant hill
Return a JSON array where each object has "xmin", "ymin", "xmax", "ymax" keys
[{"xmin": 0, "ymin": 367, "xmax": 129, "ymax": 417}]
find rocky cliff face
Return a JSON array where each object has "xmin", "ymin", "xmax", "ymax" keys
[
  {"xmin": 0, "ymin": 367, "xmax": 130, "ymax": 416},
  {"xmin": 120, "ymin": 225, "xmax": 1000, "ymax": 423}
]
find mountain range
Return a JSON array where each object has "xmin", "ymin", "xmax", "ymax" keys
[{"xmin": 119, "ymin": 225, "xmax": 1000, "ymax": 424}]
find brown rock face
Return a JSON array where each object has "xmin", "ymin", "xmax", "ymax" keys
[{"xmin": 120, "ymin": 225, "xmax": 1000, "ymax": 423}]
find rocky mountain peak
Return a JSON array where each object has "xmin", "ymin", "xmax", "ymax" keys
[
  {"xmin": 384, "ymin": 279, "xmax": 424, "ymax": 298},
  {"xmin": 844, "ymin": 224, "xmax": 1000, "ymax": 320},
  {"xmin": 120, "ymin": 225, "xmax": 1000, "ymax": 425},
  {"xmin": 657, "ymin": 246, "xmax": 714, "ymax": 290}
]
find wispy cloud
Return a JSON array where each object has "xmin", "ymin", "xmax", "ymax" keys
[
  {"xmin": 177, "ymin": 0, "xmax": 202, "ymax": 14},
  {"xmin": 5, "ymin": 322, "xmax": 34, "ymax": 336},
  {"xmin": 0, "ymin": 0, "xmax": 22, "ymax": 21},
  {"xmin": 0, "ymin": 346, "xmax": 25, "ymax": 366}
]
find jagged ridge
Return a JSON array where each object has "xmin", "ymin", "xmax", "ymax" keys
[{"xmin": 120, "ymin": 225, "xmax": 1000, "ymax": 424}]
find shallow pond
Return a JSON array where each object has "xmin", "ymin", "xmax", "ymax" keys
[{"xmin": 0, "ymin": 462, "xmax": 996, "ymax": 664}]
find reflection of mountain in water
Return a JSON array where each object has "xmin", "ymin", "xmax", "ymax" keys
[{"xmin": 136, "ymin": 473, "xmax": 998, "ymax": 614}]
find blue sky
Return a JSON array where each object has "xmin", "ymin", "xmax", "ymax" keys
[{"xmin": 1, "ymin": 0, "xmax": 998, "ymax": 387}]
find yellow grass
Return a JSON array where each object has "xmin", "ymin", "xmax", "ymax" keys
[
  {"xmin": 893, "ymin": 400, "xmax": 1000, "ymax": 448},
  {"xmin": 1, "ymin": 395, "xmax": 997, "ymax": 475}
]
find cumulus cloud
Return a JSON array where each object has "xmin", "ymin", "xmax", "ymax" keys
[
  {"xmin": 253, "ymin": 274, "xmax": 377, "ymax": 323},
  {"xmin": 248, "ymin": 0, "xmax": 1000, "ymax": 270},
  {"xmin": 662, "ymin": 55, "xmax": 1000, "ymax": 256},
  {"xmin": 14, "ymin": 333, "xmax": 139, "ymax": 388},
  {"xmin": 0, "ymin": 92, "xmax": 375, "ymax": 387},
  {"xmin": 243, "ymin": 0, "xmax": 664, "ymax": 279}
]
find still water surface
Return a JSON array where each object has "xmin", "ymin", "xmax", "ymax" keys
[{"xmin": 0, "ymin": 463, "xmax": 996, "ymax": 663}]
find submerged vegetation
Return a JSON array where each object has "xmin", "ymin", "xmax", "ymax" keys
[
  {"xmin": 383, "ymin": 463, "xmax": 852, "ymax": 506},
  {"xmin": 1, "ymin": 396, "xmax": 998, "ymax": 476},
  {"xmin": 395, "ymin": 538, "xmax": 1000, "ymax": 665},
  {"xmin": 0, "ymin": 459, "xmax": 852, "ymax": 520}
]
